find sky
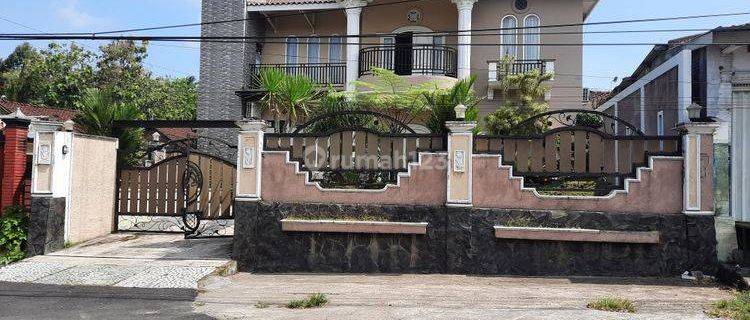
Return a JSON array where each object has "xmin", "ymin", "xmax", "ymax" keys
[{"xmin": 0, "ymin": 0, "xmax": 749, "ymax": 91}]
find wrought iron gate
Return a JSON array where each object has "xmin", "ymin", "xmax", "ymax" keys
[{"xmin": 115, "ymin": 136, "xmax": 237, "ymax": 238}]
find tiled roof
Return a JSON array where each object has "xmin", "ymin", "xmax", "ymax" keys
[
  {"xmin": 156, "ymin": 127, "xmax": 197, "ymax": 141},
  {"xmin": 247, "ymin": 0, "xmax": 336, "ymax": 5},
  {"xmin": 0, "ymin": 100, "xmax": 78, "ymax": 122}
]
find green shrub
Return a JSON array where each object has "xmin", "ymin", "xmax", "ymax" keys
[
  {"xmin": 586, "ymin": 297, "xmax": 636, "ymax": 313},
  {"xmin": 287, "ymin": 293, "xmax": 328, "ymax": 309},
  {"xmin": 575, "ymin": 113, "xmax": 604, "ymax": 128},
  {"xmin": 0, "ymin": 205, "xmax": 29, "ymax": 265},
  {"xmin": 708, "ymin": 291, "xmax": 750, "ymax": 319}
]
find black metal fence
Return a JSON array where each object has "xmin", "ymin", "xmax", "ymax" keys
[
  {"xmin": 489, "ymin": 59, "xmax": 553, "ymax": 77},
  {"xmin": 249, "ymin": 63, "xmax": 347, "ymax": 87},
  {"xmin": 359, "ymin": 45, "xmax": 458, "ymax": 77}
]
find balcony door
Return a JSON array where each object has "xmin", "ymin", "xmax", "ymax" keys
[
  {"xmin": 388, "ymin": 26, "xmax": 439, "ymax": 76},
  {"xmin": 394, "ymin": 32, "xmax": 414, "ymax": 75}
]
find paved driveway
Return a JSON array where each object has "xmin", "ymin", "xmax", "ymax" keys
[
  {"xmin": 0, "ymin": 233, "xmax": 233, "ymax": 289},
  {"xmin": 195, "ymin": 273, "xmax": 733, "ymax": 320}
]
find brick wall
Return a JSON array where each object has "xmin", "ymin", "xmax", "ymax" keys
[
  {"xmin": 1, "ymin": 124, "xmax": 29, "ymax": 213},
  {"xmin": 198, "ymin": 0, "xmax": 265, "ymax": 160}
]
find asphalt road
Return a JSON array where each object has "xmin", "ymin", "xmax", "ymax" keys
[{"xmin": 0, "ymin": 281, "xmax": 213, "ymax": 320}]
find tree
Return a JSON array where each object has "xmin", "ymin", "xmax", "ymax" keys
[
  {"xmin": 484, "ymin": 56, "xmax": 554, "ymax": 135},
  {"xmin": 141, "ymin": 76, "xmax": 197, "ymax": 120},
  {"xmin": 354, "ymin": 68, "xmax": 430, "ymax": 126},
  {"xmin": 96, "ymin": 40, "xmax": 150, "ymax": 104},
  {"xmin": 256, "ymin": 69, "xmax": 319, "ymax": 127},
  {"xmin": 74, "ymin": 88, "xmax": 145, "ymax": 166},
  {"xmin": 423, "ymin": 76, "xmax": 480, "ymax": 134}
]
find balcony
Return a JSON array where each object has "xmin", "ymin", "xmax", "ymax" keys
[
  {"xmin": 359, "ymin": 45, "xmax": 458, "ymax": 78},
  {"xmin": 486, "ymin": 59, "xmax": 556, "ymax": 100},
  {"xmin": 249, "ymin": 63, "xmax": 347, "ymax": 88}
]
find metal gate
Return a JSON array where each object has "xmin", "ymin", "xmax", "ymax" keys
[{"xmin": 115, "ymin": 135, "xmax": 237, "ymax": 238}]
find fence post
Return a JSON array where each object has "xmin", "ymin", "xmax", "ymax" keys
[
  {"xmin": 445, "ymin": 110, "xmax": 476, "ymax": 207},
  {"xmin": 0, "ymin": 109, "xmax": 31, "ymax": 213},
  {"xmin": 236, "ymin": 120, "xmax": 268, "ymax": 202},
  {"xmin": 677, "ymin": 121, "xmax": 719, "ymax": 215}
]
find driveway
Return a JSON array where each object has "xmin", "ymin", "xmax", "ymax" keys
[
  {"xmin": 0, "ymin": 233, "xmax": 234, "ymax": 289},
  {"xmin": 195, "ymin": 273, "xmax": 733, "ymax": 320}
]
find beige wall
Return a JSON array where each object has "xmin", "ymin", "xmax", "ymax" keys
[
  {"xmin": 259, "ymin": 0, "xmax": 585, "ymax": 115},
  {"xmin": 262, "ymin": 152, "xmax": 447, "ymax": 205},
  {"xmin": 472, "ymin": 155, "xmax": 685, "ymax": 214},
  {"xmin": 67, "ymin": 134, "xmax": 118, "ymax": 244}
]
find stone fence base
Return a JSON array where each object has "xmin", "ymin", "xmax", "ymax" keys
[{"xmin": 234, "ymin": 202, "xmax": 718, "ymax": 277}]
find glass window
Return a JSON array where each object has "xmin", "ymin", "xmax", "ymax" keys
[
  {"xmin": 286, "ymin": 37, "xmax": 298, "ymax": 64},
  {"xmin": 523, "ymin": 15, "xmax": 540, "ymax": 60},
  {"xmin": 307, "ymin": 37, "xmax": 320, "ymax": 63},
  {"xmin": 500, "ymin": 16, "xmax": 518, "ymax": 58},
  {"xmin": 328, "ymin": 36, "xmax": 343, "ymax": 62}
]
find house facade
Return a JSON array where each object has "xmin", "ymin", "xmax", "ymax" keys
[
  {"xmin": 198, "ymin": 0, "xmax": 598, "ymax": 135},
  {"xmin": 596, "ymin": 25, "xmax": 750, "ymax": 261}
]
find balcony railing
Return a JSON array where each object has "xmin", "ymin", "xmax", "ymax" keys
[
  {"xmin": 359, "ymin": 45, "xmax": 458, "ymax": 78},
  {"xmin": 487, "ymin": 59, "xmax": 556, "ymax": 82},
  {"xmin": 249, "ymin": 63, "xmax": 346, "ymax": 88}
]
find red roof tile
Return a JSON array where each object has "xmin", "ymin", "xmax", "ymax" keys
[
  {"xmin": 0, "ymin": 100, "xmax": 78, "ymax": 122},
  {"xmin": 247, "ymin": 0, "xmax": 336, "ymax": 5},
  {"xmin": 156, "ymin": 127, "xmax": 197, "ymax": 141}
]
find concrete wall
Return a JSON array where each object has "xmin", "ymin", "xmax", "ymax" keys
[
  {"xmin": 261, "ymin": 152, "xmax": 447, "ymax": 206},
  {"xmin": 66, "ymin": 134, "xmax": 118, "ymax": 244},
  {"xmin": 472, "ymin": 155, "xmax": 685, "ymax": 214}
]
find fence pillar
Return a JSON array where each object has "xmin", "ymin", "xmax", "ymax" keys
[
  {"xmin": 677, "ymin": 121, "xmax": 719, "ymax": 215},
  {"xmin": 0, "ymin": 108, "xmax": 32, "ymax": 213},
  {"xmin": 236, "ymin": 120, "xmax": 268, "ymax": 202},
  {"xmin": 446, "ymin": 120, "xmax": 476, "ymax": 207}
]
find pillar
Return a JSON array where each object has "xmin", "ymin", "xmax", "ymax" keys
[
  {"xmin": 0, "ymin": 110, "xmax": 31, "ymax": 213},
  {"xmin": 236, "ymin": 120, "xmax": 268, "ymax": 201},
  {"xmin": 446, "ymin": 120, "xmax": 476, "ymax": 207},
  {"xmin": 453, "ymin": 0, "xmax": 477, "ymax": 80},
  {"xmin": 677, "ymin": 121, "xmax": 719, "ymax": 215},
  {"xmin": 343, "ymin": 0, "xmax": 369, "ymax": 92}
]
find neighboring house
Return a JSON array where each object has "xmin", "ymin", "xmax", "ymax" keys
[
  {"xmin": 582, "ymin": 88, "xmax": 609, "ymax": 109},
  {"xmin": 596, "ymin": 24, "xmax": 750, "ymax": 261},
  {"xmin": 0, "ymin": 99, "xmax": 77, "ymax": 135},
  {"xmin": 198, "ymin": 0, "xmax": 598, "ymax": 136}
]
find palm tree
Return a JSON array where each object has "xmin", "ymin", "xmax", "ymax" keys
[
  {"xmin": 423, "ymin": 76, "xmax": 480, "ymax": 134},
  {"xmin": 256, "ymin": 69, "xmax": 319, "ymax": 130},
  {"xmin": 74, "ymin": 88, "xmax": 144, "ymax": 166}
]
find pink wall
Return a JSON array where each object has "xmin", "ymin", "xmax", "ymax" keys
[
  {"xmin": 472, "ymin": 155, "xmax": 685, "ymax": 215},
  {"xmin": 262, "ymin": 152, "xmax": 447, "ymax": 206}
]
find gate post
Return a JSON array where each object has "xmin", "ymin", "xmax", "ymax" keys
[
  {"xmin": 677, "ymin": 121, "xmax": 719, "ymax": 215},
  {"xmin": 446, "ymin": 107, "xmax": 476, "ymax": 207},
  {"xmin": 236, "ymin": 120, "xmax": 268, "ymax": 202}
]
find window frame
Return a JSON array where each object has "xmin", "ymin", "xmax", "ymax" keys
[
  {"xmin": 522, "ymin": 14, "xmax": 541, "ymax": 60},
  {"xmin": 500, "ymin": 15, "xmax": 519, "ymax": 58},
  {"xmin": 285, "ymin": 36, "xmax": 299, "ymax": 64},
  {"xmin": 328, "ymin": 35, "xmax": 344, "ymax": 63}
]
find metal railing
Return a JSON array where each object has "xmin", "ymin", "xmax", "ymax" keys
[
  {"xmin": 359, "ymin": 45, "xmax": 458, "ymax": 77},
  {"xmin": 487, "ymin": 59, "xmax": 555, "ymax": 82},
  {"xmin": 249, "ymin": 63, "xmax": 347, "ymax": 87}
]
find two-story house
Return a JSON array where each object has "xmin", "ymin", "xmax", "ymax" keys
[
  {"xmin": 596, "ymin": 24, "xmax": 750, "ymax": 262},
  {"xmin": 198, "ymin": 0, "xmax": 598, "ymax": 135}
]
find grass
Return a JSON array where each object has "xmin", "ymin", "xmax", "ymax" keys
[
  {"xmin": 587, "ymin": 297, "xmax": 637, "ymax": 313},
  {"xmin": 707, "ymin": 291, "xmax": 750, "ymax": 319},
  {"xmin": 255, "ymin": 302, "xmax": 270, "ymax": 309},
  {"xmin": 286, "ymin": 293, "xmax": 329, "ymax": 309},
  {"xmin": 503, "ymin": 216, "xmax": 537, "ymax": 228}
]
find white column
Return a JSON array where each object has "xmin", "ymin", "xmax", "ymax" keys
[
  {"xmin": 453, "ymin": 0, "xmax": 477, "ymax": 80},
  {"xmin": 343, "ymin": 0, "xmax": 368, "ymax": 92}
]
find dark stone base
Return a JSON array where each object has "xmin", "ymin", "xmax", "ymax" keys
[
  {"xmin": 27, "ymin": 196, "xmax": 66, "ymax": 257},
  {"xmin": 234, "ymin": 202, "xmax": 718, "ymax": 277}
]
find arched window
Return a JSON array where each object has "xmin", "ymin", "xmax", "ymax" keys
[
  {"xmin": 523, "ymin": 14, "xmax": 540, "ymax": 60},
  {"xmin": 500, "ymin": 15, "xmax": 518, "ymax": 58},
  {"xmin": 285, "ymin": 37, "xmax": 298, "ymax": 64},
  {"xmin": 328, "ymin": 36, "xmax": 343, "ymax": 62},
  {"xmin": 307, "ymin": 37, "xmax": 320, "ymax": 63}
]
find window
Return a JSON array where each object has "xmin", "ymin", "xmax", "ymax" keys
[
  {"xmin": 328, "ymin": 36, "xmax": 343, "ymax": 62},
  {"xmin": 500, "ymin": 16, "xmax": 518, "ymax": 58},
  {"xmin": 285, "ymin": 37, "xmax": 298, "ymax": 64},
  {"xmin": 381, "ymin": 37, "xmax": 395, "ymax": 69},
  {"xmin": 432, "ymin": 36, "xmax": 445, "ymax": 75},
  {"xmin": 307, "ymin": 37, "xmax": 320, "ymax": 63},
  {"xmin": 523, "ymin": 14, "xmax": 540, "ymax": 60},
  {"xmin": 657, "ymin": 110, "xmax": 665, "ymax": 150}
]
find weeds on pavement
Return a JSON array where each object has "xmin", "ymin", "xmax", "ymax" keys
[
  {"xmin": 287, "ymin": 293, "xmax": 328, "ymax": 309},
  {"xmin": 255, "ymin": 302, "xmax": 270, "ymax": 309},
  {"xmin": 708, "ymin": 291, "xmax": 750, "ymax": 319},
  {"xmin": 586, "ymin": 297, "xmax": 636, "ymax": 313}
]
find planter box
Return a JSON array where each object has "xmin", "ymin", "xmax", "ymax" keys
[
  {"xmin": 493, "ymin": 226, "xmax": 660, "ymax": 244},
  {"xmin": 281, "ymin": 219, "xmax": 428, "ymax": 235}
]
